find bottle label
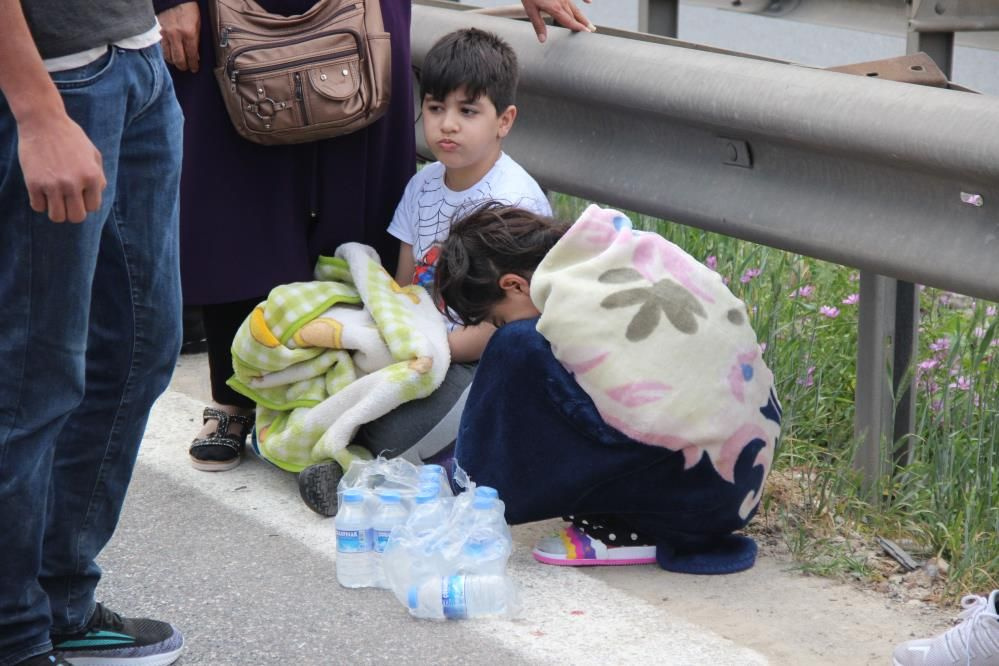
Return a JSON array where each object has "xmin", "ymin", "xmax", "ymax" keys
[
  {"xmin": 373, "ymin": 529, "xmax": 392, "ymax": 553},
  {"xmin": 442, "ymin": 575, "xmax": 467, "ymax": 620},
  {"xmin": 336, "ymin": 528, "xmax": 372, "ymax": 553}
]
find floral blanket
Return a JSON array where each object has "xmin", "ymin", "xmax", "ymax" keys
[{"xmin": 531, "ymin": 205, "xmax": 780, "ymax": 518}]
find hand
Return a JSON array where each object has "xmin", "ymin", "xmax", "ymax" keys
[
  {"xmin": 159, "ymin": 1, "xmax": 201, "ymax": 72},
  {"xmin": 520, "ymin": 0, "xmax": 596, "ymax": 43},
  {"xmin": 17, "ymin": 112, "xmax": 106, "ymax": 223}
]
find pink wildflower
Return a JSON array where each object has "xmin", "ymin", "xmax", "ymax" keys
[
  {"xmin": 797, "ymin": 366, "xmax": 815, "ymax": 388},
  {"xmin": 740, "ymin": 268, "xmax": 761, "ymax": 284},
  {"xmin": 841, "ymin": 293, "xmax": 859, "ymax": 305},
  {"xmin": 987, "ymin": 305, "xmax": 997, "ymax": 317},
  {"xmin": 759, "ymin": 342, "xmax": 767, "ymax": 354},
  {"xmin": 949, "ymin": 376, "xmax": 972, "ymax": 391},
  {"xmin": 917, "ymin": 359, "xmax": 939, "ymax": 371},
  {"xmin": 705, "ymin": 255, "xmax": 718, "ymax": 271},
  {"xmin": 819, "ymin": 305, "xmax": 840, "ymax": 318},
  {"xmin": 973, "ymin": 326, "xmax": 986, "ymax": 338},
  {"xmin": 929, "ymin": 337, "xmax": 950, "ymax": 353},
  {"xmin": 790, "ymin": 285, "xmax": 814, "ymax": 299},
  {"xmin": 931, "ymin": 399, "xmax": 943, "ymax": 413}
]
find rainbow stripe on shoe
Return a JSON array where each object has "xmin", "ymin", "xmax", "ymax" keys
[{"xmin": 532, "ymin": 524, "xmax": 657, "ymax": 566}]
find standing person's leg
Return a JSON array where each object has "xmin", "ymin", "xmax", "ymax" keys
[
  {"xmin": 27, "ymin": 45, "xmax": 182, "ymax": 664},
  {"xmin": 189, "ymin": 297, "xmax": 261, "ymax": 471},
  {"xmin": 0, "ymin": 54, "xmax": 114, "ymax": 666}
]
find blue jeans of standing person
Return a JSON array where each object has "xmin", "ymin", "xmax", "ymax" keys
[{"xmin": 0, "ymin": 44, "xmax": 183, "ymax": 665}]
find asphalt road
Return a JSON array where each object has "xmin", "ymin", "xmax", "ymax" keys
[{"xmin": 91, "ymin": 353, "xmax": 953, "ymax": 665}]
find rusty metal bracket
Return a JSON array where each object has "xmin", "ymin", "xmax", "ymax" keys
[{"xmin": 825, "ymin": 53, "xmax": 950, "ymax": 88}]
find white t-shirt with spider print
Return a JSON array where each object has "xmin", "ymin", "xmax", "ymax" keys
[{"xmin": 387, "ymin": 152, "xmax": 551, "ymax": 292}]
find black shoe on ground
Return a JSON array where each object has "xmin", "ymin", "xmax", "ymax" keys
[
  {"xmin": 298, "ymin": 460, "xmax": 344, "ymax": 517},
  {"xmin": 50, "ymin": 603, "xmax": 183, "ymax": 666},
  {"xmin": 16, "ymin": 652, "xmax": 72, "ymax": 666}
]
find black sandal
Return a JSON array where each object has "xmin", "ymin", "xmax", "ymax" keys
[{"xmin": 189, "ymin": 407, "xmax": 254, "ymax": 472}]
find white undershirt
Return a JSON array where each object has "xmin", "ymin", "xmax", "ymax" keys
[{"xmin": 43, "ymin": 22, "xmax": 162, "ymax": 73}]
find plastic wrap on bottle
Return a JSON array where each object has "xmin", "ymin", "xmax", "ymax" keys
[
  {"xmin": 381, "ymin": 483, "xmax": 516, "ymax": 617},
  {"xmin": 406, "ymin": 574, "xmax": 521, "ymax": 620},
  {"xmin": 336, "ymin": 457, "xmax": 448, "ymax": 514}
]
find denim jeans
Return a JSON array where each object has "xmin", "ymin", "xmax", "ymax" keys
[{"xmin": 0, "ymin": 45, "xmax": 183, "ymax": 665}]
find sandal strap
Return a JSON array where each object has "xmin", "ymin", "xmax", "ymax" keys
[
  {"xmin": 201, "ymin": 407, "xmax": 255, "ymax": 440},
  {"xmin": 190, "ymin": 434, "xmax": 243, "ymax": 454}
]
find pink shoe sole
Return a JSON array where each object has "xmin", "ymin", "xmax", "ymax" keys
[{"xmin": 532, "ymin": 550, "xmax": 656, "ymax": 567}]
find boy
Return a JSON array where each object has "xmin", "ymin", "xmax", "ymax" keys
[
  {"xmin": 296, "ymin": 29, "xmax": 550, "ymax": 515},
  {"xmin": 388, "ymin": 27, "xmax": 551, "ymax": 363}
]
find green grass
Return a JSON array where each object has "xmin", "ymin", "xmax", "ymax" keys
[{"xmin": 551, "ymin": 193, "xmax": 999, "ymax": 595}]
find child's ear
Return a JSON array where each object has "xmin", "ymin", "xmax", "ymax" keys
[
  {"xmin": 497, "ymin": 105, "xmax": 517, "ymax": 138},
  {"xmin": 498, "ymin": 272, "xmax": 529, "ymax": 294}
]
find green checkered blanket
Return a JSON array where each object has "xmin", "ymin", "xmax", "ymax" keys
[{"xmin": 227, "ymin": 243, "xmax": 450, "ymax": 472}]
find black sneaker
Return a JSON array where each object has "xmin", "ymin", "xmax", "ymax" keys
[
  {"xmin": 16, "ymin": 652, "xmax": 72, "ymax": 666},
  {"xmin": 50, "ymin": 604, "xmax": 183, "ymax": 666},
  {"xmin": 297, "ymin": 460, "xmax": 344, "ymax": 517}
]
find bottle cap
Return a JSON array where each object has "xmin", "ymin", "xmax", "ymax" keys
[
  {"xmin": 473, "ymin": 497, "xmax": 493, "ymax": 510},
  {"xmin": 420, "ymin": 464, "xmax": 445, "ymax": 477},
  {"xmin": 407, "ymin": 585, "xmax": 420, "ymax": 610},
  {"xmin": 342, "ymin": 489, "xmax": 365, "ymax": 503},
  {"xmin": 378, "ymin": 490, "xmax": 401, "ymax": 503},
  {"xmin": 463, "ymin": 539, "xmax": 486, "ymax": 556},
  {"xmin": 414, "ymin": 489, "xmax": 437, "ymax": 504},
  {"xmin": 474, "ymin": 486, "xmax": 499, "ymax": 500}
]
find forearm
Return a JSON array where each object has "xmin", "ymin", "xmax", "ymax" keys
[
  {"xmin": 0, "ymin": 0, "xmax": 64, "ymax": 123},
  {"xmin": 448, "ymin": 323, "xmax": 496, "ymax": 363}
]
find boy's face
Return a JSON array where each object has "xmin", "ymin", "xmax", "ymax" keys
[{"xmin": 422, "ymin": 86, "xmax": 516, "ymax": 190}]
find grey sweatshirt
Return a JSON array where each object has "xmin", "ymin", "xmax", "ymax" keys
[{"xmin": 22, "ymin": 0, "xmax": 157, "ymax": 59}]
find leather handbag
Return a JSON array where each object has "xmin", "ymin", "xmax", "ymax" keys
[{"xmin": 209, "ymin": 0, "xmax": 391, "ymax": 145}]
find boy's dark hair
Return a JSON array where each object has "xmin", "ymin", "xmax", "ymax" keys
[
  {"xmin": 420, "ymin": 28, "xmax": 518, "ymax": 112},
  {"xmin": 434, "ymin": 202, "xmax": 568, "ymax": 327}
]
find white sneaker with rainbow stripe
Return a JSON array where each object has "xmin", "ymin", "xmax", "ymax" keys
[{"xmin": 532, "ymin": 524, "xmax": 656, "ymax": 566}]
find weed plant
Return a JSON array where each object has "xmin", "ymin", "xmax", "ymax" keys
[{"xmin": 551, "ymin": 193, "xmax": 999, "ymax": 595}]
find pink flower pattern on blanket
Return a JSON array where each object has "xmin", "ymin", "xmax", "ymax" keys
[
  {"xmin": 533, "ymin": 205, "xmax": 781, "ymax": 518},
  {"xmin": 607, "ymin": 381, "xmax": 673, "ymax": 408}
]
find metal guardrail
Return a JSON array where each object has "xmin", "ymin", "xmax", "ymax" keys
[{"xmin": 410, "ymin": 3, "xmax": 999, "ymax": 485}]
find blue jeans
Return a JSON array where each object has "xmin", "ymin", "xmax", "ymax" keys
[{"xmin": 0, "ymin": 45, "xmax": 183, "ymax": 665}]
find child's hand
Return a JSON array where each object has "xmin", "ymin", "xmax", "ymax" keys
[{"xmin": 520, "ymin": 0, "xmax": 596, "ymax": 43}]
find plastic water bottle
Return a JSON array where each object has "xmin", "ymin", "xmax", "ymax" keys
[
  {"xmin": 335, "ymin": 489, "xmax": 374, "ymax": 588},
  {"xmin": 419, "ymin": 464, "xmax": 450, "ymax": 497},
  {"xmin": 461, "ymin": 496, "xmax": 508, "ymax": 575},
  {"xmin": 407, "ymin": 574, "xmax": 519, "ymax": 619},
  {"xmin": 371, "ymin": 491, "xmax": 408, "ymax": 589},
  {"xmin": 408, "ymin": 489, "xmax": 448, "ymax": 538},
  {"xmin": 474, "ymin": 486, "xmax": 498, "ymax": 500}
]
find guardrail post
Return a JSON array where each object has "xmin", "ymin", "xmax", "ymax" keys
[
  {"xmin": 854, "ymin": 273, "xmax": 896, "ymax": 492},
  {"xmin": 638, "ymin": 0, "xmax": 679, "ymax": 37},
  {"xmin": 885, "ymin": 0, "xmax": 958, "ymax": 468}
]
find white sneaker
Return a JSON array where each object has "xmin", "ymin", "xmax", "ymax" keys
[{"xmin": 893, "ymin": 590, "xmax": 999, "ymax": 665}]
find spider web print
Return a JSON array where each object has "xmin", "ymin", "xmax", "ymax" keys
[{"xmin": 413, "ymin": 172, "xmax": 496, "ymax": 267}]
